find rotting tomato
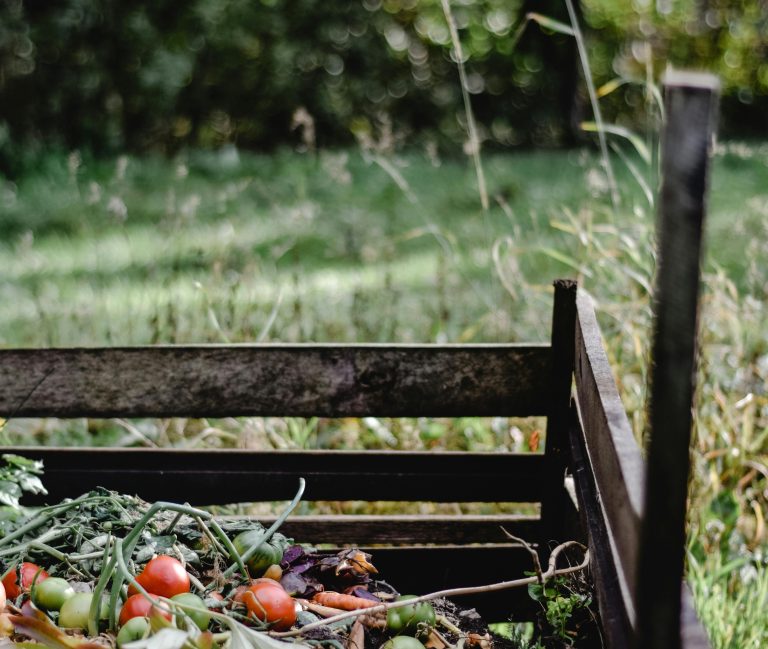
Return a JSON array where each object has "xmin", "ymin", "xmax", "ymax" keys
[
  {"xmin": 243, "ymin": 581, "xmax": 296, "ymax": 631},
  {"xmin": 2, "ymin": 563, "xmax": 49, "ymax": 599},
  {"xmin": 119, "ymin": 593, "xmax": 171, "ymax": 626},
  {"xmin": 135, "ymin": 556, "xmax": 190, "ymax": 599}
]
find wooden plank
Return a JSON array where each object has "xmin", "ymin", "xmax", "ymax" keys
[
  {"xmin": 250, "ymin": 514, "xmax": 540, "ymax": 545},
  {"xmin": 636, "ymin": 71, "xmax": 719, "ymax": 649},
  {"xmin": 573, "ymin": 291, "xmax": 645, "ymax": 614},
  {"xmin": 0, "ymin": 344, "xmax": 550, "ymax": 418},
  {"xmin": 367, "ymin": 545, "xmax": 542, "ymax": 621},
  {"xmin": 540, "ymin": 279, "xmax": 577, "ymax": 548},
  {"xmin": 5, "ymin": 447, "xmax": 547, "ymax": 505},
  {"xmin": 681, "ymin": 586, "xmax": 711, "ymax": 649},
  {"xmin": 567, "ymin": 409, "xmax": 633, "ymax": 649}
]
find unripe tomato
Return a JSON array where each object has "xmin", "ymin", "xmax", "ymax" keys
[
  {"xmin": 136, "ymin": 556, "xmax": 190, "ymax": 599},
  {"xmin": 243, "ymin": 582, "xmax": 296, "ymax": 631},
  {"xmin": 2, "ymin": 563, "xmax": 49, "ymax": 599},
  {"xmin": 119, "ymin": 593, "xmax": 172, "ymax": 626},
  {"xmin": 232, "ymin": 531, "xmax": 284, "ymax": 577},
  {"xmin": 59, "ymin": 593, "xmax": 107, "ymax": 630},
  {"xmin": 386, "ymin": 596, "xmax": 435, "ymax": 638},
  {"xmin": 32, "ymin": 577, "xmax": 74, "ymax": 611},
  {"xmin": 117, "ymin": 616, "xmax": 150, "ymax": 648},
  {"xmin": 382, "ymin": 637, "xmax": 426, "ymax": 649},
  {"xmin": 171, "ymin": 593, "xmax": 211, "ymax": 630}
]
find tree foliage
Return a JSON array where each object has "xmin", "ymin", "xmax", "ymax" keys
[{"xmin": 0, "ymin": 0, "xmax": 764, "ymax": 172}]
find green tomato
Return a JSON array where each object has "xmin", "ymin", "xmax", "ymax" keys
[
  {"xmin": 58, "ymin": 593, "xmax": 108, "ymax": 630},
  {"xmin": 117, "ymin": 616, "xmax": 150, "ymax": 648},
  {"xmin": 232, "ymin": 530, "xmax": 284, "ymax": 576},
  {"xmin": 386, "ymin": 596, "xmax": 435, "ymax": 638},
  {"xmin": 382, "ymin": 637, "xmax": 426, "ymax": 649},
  {"xmin": 32, "ymin": 577, "xmax": 75, "ymax": 611},
  {"xmin": 171, "ymin": 593, "xmax": 211, "ymax": 631}
]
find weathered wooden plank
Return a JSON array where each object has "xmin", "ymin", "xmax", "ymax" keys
[
  {"xmin": 250, "ymin": 514, "xmax": 540, "ymax": 545},
  {"xmin": 567, "ymin": 409, "xmax": 633, "ymax": 649},
  {"xmin": 680, "ymin": 586, "xmax": 711, "ymax": 649},
  {"xmin": 541, "ymin": 279, "xmax": 578, "ymax": 548},
  {"xmin": 0, "ymin": 344, "xmax": 550, "ymax": 418},
  {"xmin": 367, "ymin": 545, "xmax": 542, "ymax": 621},
  {"xmin": 636, "ymin": 71, "xmax": 719, "ymax": 649},
  {"xmin": 6, "ymin": 447, "xmax": 547, "ymax": 505},
  {"xmin": 573, "ymin": 291, "xmax": 645, "ymax": 614}
]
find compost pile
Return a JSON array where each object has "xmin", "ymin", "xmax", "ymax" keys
[{"xmin": 0, "ymin": 480, "xmax": 506, "ymax": 649}]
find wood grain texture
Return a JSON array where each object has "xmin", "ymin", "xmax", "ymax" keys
[
  {"xmin": 567, "ymin": 409, "xmax": 633, "ymax": 649},
  {"xmin": 6, "ymin": 447, "xmax": 547, "ymax": 505},
  {"xmin": 0, "ymin": 344, "xmax": 550, "ymax": 418},
  {"xmin": 636, "ymin": 74, "xmax": 718, "ymax": 649},
  {"xmin": 574, "ymin": 291, "xmax": 645, "ymax": 616},
  {"xmin": 245, "ymin": 514, "xmax": 539, "ymax": 545}
]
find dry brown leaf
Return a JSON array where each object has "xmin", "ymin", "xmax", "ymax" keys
[{"xmin": 346, "ymin": 619, "xmax": 365, "ymax": 649}]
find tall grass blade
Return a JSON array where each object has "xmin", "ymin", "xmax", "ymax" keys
[
  {"xmin": 441, "ymin": 0, "xmax": 489, "ymax": 212},
  {"xmin": 564, "ymin": 0, "xmax": 620, "ymax": 212},
  {"xmin": 582, "ymin": 122, "xmax": 651, "ymax": 164},
  {"xmin": 526, "ymin": 13, "xmax": 575, "ymax": 36}
]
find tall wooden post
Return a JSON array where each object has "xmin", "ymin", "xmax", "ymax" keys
[
  {"xmin": 635, "ymin": 71, "xmax": 719, "ymax": 649},
  {"xmin": 540, "ymin": 279, "xmax": 578, "ymax": 549}
]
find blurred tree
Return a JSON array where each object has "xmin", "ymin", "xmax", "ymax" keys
[{"xmin": 0, "ymin": 0, "xmax": 764, "ymax": 175}]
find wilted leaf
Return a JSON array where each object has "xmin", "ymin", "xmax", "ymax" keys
[{"xmin": 9, "ymin": 614, "xmax": 103, "ymax": 649}]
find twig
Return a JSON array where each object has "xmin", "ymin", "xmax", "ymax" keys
[
  {"xmin": 500, "ymin": 528, "xmax": 543, "ymax": 582},
  {"xmin": 273, "ymin": 540, "xmax": 589, "ymax": 638}
]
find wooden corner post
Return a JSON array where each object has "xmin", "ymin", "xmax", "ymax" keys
[
  {"xmin": 635, "ymin": 72, "xmax": 720, "ymax": 649},
  {"xmin": 541, "ymin": 279, "xmax": 578, "ymax": 549}
]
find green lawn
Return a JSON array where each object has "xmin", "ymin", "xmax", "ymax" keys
[{"xmin": 1, "ymin": 143, "xmax": 767, "ymax": 646}]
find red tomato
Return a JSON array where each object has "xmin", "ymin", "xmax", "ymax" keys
[
  {"xmin": 119, "ymin": 593, "xmax": 171, "ymax": 626},
  {"xmin": 2, "ymin": 563, "xmax": 49, "ymax": 599},
  {"xmin": 243, "ymin": 582, "xmax": 296, "ymax": 631},
  {"xmin": 135, "ymin": 556, "xmax": 190, "ymax": 599},
  {"xmin": 126, "ymin": 572, "xmax": 150, "ymax": 597},
  {"xmin": 0, "ymin": 580, "xmax": 5, "ymax": 612}
]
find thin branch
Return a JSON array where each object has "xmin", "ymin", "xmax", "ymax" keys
[
  {"xmin": 501, "ymin": 528, "xmax": 543, "ymax": 582},
  {"xmin": 272, "ymin": 541, "xmax": 589, "ymax": 638}
]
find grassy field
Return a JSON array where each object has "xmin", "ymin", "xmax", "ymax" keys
[{"xmin": 0, "ymin": 143, "xmax": 767, "ymax": 646}]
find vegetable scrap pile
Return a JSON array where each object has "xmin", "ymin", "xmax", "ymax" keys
[{"xmin": 0, "ymin": 479, "xmax": 506, "ymax": 649}]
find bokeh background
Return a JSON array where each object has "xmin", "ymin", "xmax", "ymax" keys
[{"xmin": 1, "ymin": 0, "xmax": 766, "ymax": 174}]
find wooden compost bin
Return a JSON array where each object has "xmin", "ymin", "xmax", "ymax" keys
[{"xmin": 0, "ymin": 73, "xmax": 719, "ymax": 649}]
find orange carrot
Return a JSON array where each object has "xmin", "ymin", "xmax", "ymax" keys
[{"xmin": 312, "ymin": 592, "xmax": 379, "ymax": 611}]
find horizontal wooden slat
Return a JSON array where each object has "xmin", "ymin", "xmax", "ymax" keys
[
  {"xmin": 366, "ymin": 545, "xmax": 542, "ymax": 621},
  {"xmin": 253, "ymin": 514, "xmax": 540, "ymax": 545},
  {"xmin": 6, "ymin": 448, "xmax": 547, "ymax": 505},
  {"xmin": 573, "ymin": 292, "xmax": 645, "ymax": 623},
  {"xmin": 0, "ymin": 344, "xmax": 550, "ymax": 418}
]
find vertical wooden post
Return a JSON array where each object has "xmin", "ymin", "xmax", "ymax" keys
[
  {"xmin": 540, "ymin": 279, "xmax": 578, "ymax": 549},
  {"xmin": 635, "ymin": 71, "xmax": 719, "ymax": 649}
]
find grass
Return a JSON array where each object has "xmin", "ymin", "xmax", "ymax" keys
[{"xmin": 1, "ymin": 142, "xmax": 767, "ymax": 645}]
